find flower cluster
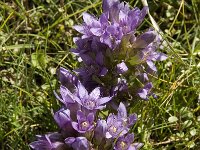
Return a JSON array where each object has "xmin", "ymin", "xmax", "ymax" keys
[{"xmin": 30, "ymin": 0, "xmax": 167, "ymax": 150}]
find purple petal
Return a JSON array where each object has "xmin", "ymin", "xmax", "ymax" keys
[
  {"xmin": 29, "ymin": 140, "xmax": 51, "ymax": 150},
  {"xmin": 107, "ymin": 114, "xmax": 117, "ymax": 125},
  {"xmin": 77, "ymin": 82, "xmax": 88, "ymax": 99},
  {"xmin": 89, "ymin": 87, "xmax": 100, "ymax": 100},
  {"xmin": 80, "ymin": 53, "xmax": 93, "ymax": 65},
  {"xmin": 125, "ymin": 133, "xmax": 134, "ymax": 143},
  {"xmin": 146, "ymin": 60, "xmax": 157, "ymax": 71},
  {"xmin": 53, "ymin": 91, "xmax": 64, "ymax": 104},
  {"xmin": 117, "ymin": 102, "xmax": 127, "ymax": 118},
  {"xmin": 144, "ymin": 82, "xmax": 153, "ymax": 90},
  {"xmin": 100, "ymin": 13, "xmax": 108, "ymax": 24},
  {"xmin": 140, "ymin": 6, "xmax": 149, "ymax": 19},
  {"xmin": 83, "ymin": 12, "xmax": 100, "ymax": 27},
  {"xmin": 60, "ymin": 85, "xmax": 77, "ymax": 103},
  {"xmin": 94, "ymin": 119, "xmax": 107, "ymax": 137},
  {"xmin": 54, "ymin": 108, "xmax": 71, "ymax": 129},
  {"xmin": 59, "ymin": 67, "xmax": 79, "ymax": 87},
  {"xmin": 102, "ymin": 0, "xmax": 119, "ymax": 12},
  {"xmin": 72, "ymin": 137, "xmax": 89, "ymax": 150},
  {"xmin": 134, "ymin": 31, "xmax": 156, "ymax": 49},
  {"xmin": 99, "ymin": 67, "xmax": 108, "ymax": 76},
  {"xmin": 138, "ymin": 89, "xmax": 148, "ymax": 99},
  {"xmin": 65, "ymin": 137, "xmax": 75, "ymax": 145},
  {"xmin": 117, "ymin": 62, "xmax": 128, "ymax": 74},
  {"xmin": 128, "ymin": 145, "xmax": 136, "ymax": 150},
  {"xmin": 90, "ymin": 28, "xmax": 102, "ymax": 36},
  {"xmin": 77, "ymin": 110, "xmax": 86, "ymax": 122},
  {"xmin": 101, "ymin": 33, "xmax": 112, "ymax": 48},
  {"xmin": 152, "ymin": 52, "xmax": 167, "ymax": 61},
  {"xmin": 97, "ymin": 97, "xmax": 112, "ymax": 105},
  {"xmin": 87, "ymin": 113, "xmax": 95, "ymax": 124},
  {"xmin": 73, "ymin": 25, "xmax": 86, "ymax": 34},
  {"xmin": 95, "ymin": 52, "xmax": 104, "ymax": 66},
  {"xmin": 71, "ymin": 122, "xmax": 79, "ymax": 131},
  {"xmin": 106, "ymin": 25, "xmax": 117, "ymax": 34},
  {"xmin": 128, "ymin": 113, "xmax": 137, "ymax": 127},
  {"xmin": 119, "ymin": 10, "xmax": 127, "ymax": 22}
]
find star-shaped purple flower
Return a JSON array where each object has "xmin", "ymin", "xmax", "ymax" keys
[
  {"xmin": 72, "ymin": 110, "xmax": 94, "ymax": 133},
  {"xmin": 76, "ymin": 82, "xmax": 112, "ymax": 110}
]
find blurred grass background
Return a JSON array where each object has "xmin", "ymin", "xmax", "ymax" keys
[{"xmin": 0, "ymin": 0, "xmax": 200, "ymax": 149}]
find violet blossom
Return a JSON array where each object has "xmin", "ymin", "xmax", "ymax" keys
[
  {"xmin": 65, "ymin": 137, "xmax": 89, "ymax": 150},
  {"xmin": 114, "ymin": 133, "xmax": 143, "ymax": 150},
  {"xmin": 72, "ymin": 110, "xmax": 94, "ymax": 133}
]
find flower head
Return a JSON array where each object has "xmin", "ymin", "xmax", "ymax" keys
[
  {"xmin": 117, "ymin": 102, "xmax": 137, "ymax": 127},
  {"xmin": 30, "ymin": 133, "xmax": 67, "ymax": 150},
  {"xmin": 65, "ymin": 137, "xmax": 89, "ymax": 150},
  {"xmin": 76, "ymin": 82, "xmax": 112, "ymax": 110},
  {"xmin": 105, "ymin": 114, "xmax": 128, "ymax": 139},
  {"xmin": 114, "ymin": 133, "xmax": 143, "ymax": 150},
  {"xmin": 72, "ymin": 110, "xmax": 94, "ymax": 133},
  {"xmin": 94, "ymin": 119, "xmax": 107, "ymax": 144},
  {"xmin": 74, "ymin": 0, "xmax": 148, "ymax": 49}
]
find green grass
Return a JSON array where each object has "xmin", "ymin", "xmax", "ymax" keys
[{"xmin": 0, "ymin": 0, "xmax": 200, "ymax": 149}]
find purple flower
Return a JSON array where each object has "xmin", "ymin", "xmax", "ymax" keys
[
  {"xmin": 54, "ymin": 85, "xmax": 81, "ymax": 119},
  {"xmin": 138, "ymin": 82, "xmax": 153, "ymax": 100},
  {"xmin": 114, "ymin": 133, "xmax": 143, "ymax": 150},
  {"xmin": 53, "ymin": 108, "xmax": 77, "ymax": 137},
  {"xmin": 111, "ymin": 78, "xmax": 128, "ymax": 96},
  {"xmin": 58, "ymin": 67, "xmax": 79, "ymax": 89},
  {"xmin": 54, "ymin": 108, "xmax": 71, "ymax": 129},
  {"xmin": 72, "ymin": 110, "xmax": 94, "ymax": 133},
  {"xmin": 65, "ymin": 137, "xmax": 89, "ymax": 150},
  {"xmin": 105, "ymin": 114, "xmax": 128, "ymax": 139},
  {"xmin": 94, "ymin": 119, "xmax": 107, "ymax": 144},
  {"xmin": 127, "ymin": 30, "xmax": 167, "ymax": 70},
  {"xmin": 74, "ymin": 0, "xmax": 148, "ymax": 49},
  {"xmin": 117, "ymin": 61, "xmax": 128, "ymax": 74},
  {"xmin": 30, "ymin": 133, "xmax": 67, "ymax": 150},
  {"xmin": 102, "ymin": 0, "xmax": 119, "ymax": 13},
  {"xmin": 76, "ymin": 82, "xmax": 112, "ymax": 110},
  {"xmin": 117, "ymin": 102, "xmax": 137, "ymax": 128},
  {"xmin": 71, "ymin": 38, "xmax": 110, "ymax": 90}
]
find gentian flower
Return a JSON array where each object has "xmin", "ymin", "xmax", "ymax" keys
[
  {"xmin": 65, "ymin": 137, "xmax": 89, "ymax": 150},
  {"xmin": 54, "ymin": 85, "xmax": 81, "ymax": 120},
  {"xmin": 30, "ymin": 133, "xmax": 67, "ymax": 150},
  {"xmin": 54, "ymin": 108, "xmax": 71, "ymax": 130},
  {"xmin": 30, "ymin": 0, "xmax": 167, "ymax": 149},
  {"xmin": 138, "ymin": 82, "xmax": 153, "ymax": 100},
  {"xmin": 53, "ymin": 108, "xmax": 77, "ymax": 137},
  {"xmin": 59, "ymin": 67, "xmax": 79, "ymax": 89},
  {"xmin": 94, "ymin": 119, "xmax": 107, "ymax": 144},
  {"xmin": 117, "ymin": 102, "xmax": 137, "ymax": 128},
  {"xmin": 72, "ymin": 110, "xmax": 94, "ymax": 133},
  {"xmin": 74, "ymin": 0, "xmax": 148, "ymax": 49},
  {"xmin": 76, "ymin": 82, "xmax": 112, "ymax": 110},
  {"xmin": 114, "ymin": 133, "xmax": 143, "ymax": 150},
  {"xmin": 105, "ymin": 114, "xmax": 128, "ymax": 139}
]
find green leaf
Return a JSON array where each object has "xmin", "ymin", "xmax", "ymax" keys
[
  {"xmin": 190, "ymin": 128, "xmax": 196, "ymax": 136},
  {"xmin": 183, "ymin": 120, "xmax": 192, "ymax": 128},
  {"xmin": 187, "ymin": 141, "xmax": 195, "ymax": 148},
  {"xmin": 31, "ymin": 51, "xmax": 48, "ymax": 69},
  {"xmin": 168, "ymin": 116, "xmax": 178, "ymax": 123}
]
